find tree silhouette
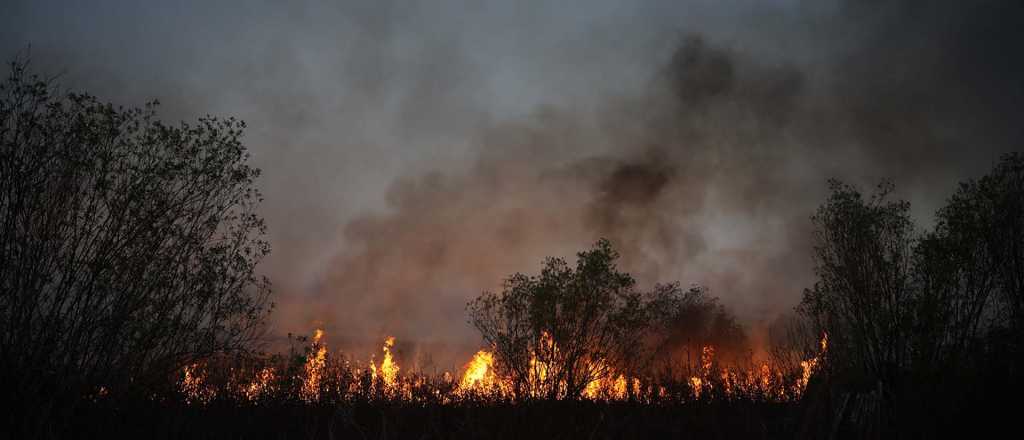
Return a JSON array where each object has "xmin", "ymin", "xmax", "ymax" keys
[
  {"xmin": 647, "ymin": 285, "xmax": 749, "ymax": 377},
  {"xmin": 0, "ymin": 58, "xmax": 271, "ymax": 416},
  {"xmin": 799, "ymin": 180, "xmax": 916, "ymax": 388},
  {"xmin": 796, "ymin": 158, "xmax": 1024, "ymax": 435},
  {"xmin": 916, "ymin": 153, "xmax": 1024, "ymax": 389},
  {"xmin": 938, "ymin": 153, "xmax": 1024, "ymax": 333},
  {"xmin": 467, "ymin": 239, "xmax": 701, "ymax": 399}
]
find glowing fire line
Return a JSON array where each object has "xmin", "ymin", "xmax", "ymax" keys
[{"xmin": 174, "ymin": 329, "xmax": 829, "ymax": 404}]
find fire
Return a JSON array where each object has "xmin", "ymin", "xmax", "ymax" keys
[
  {"xmin": 795, "ymin": 332, "xmax": 828, "ymax": 397},
  {"xmin": 528, "ymin": 332, "xmax": 555, "ymax": 396},
  {"xmin": 459, "ymin": 350, "xmax": 499, "ymax": 393},
  {"xmin": 689, "ymin": 377, "xmax": 703, "ymax": 399},
  {"xmin": 368, "ymin": 336, "xmax": 405, "ymax": 396},
  {"xmin": 689, "ymin": 346, "xmax": 715, "ymax": 399},
  {"xmin": 179, "ymin": 363, "xmax": 214, "ymax": 404},
  {"xmin": 582, "ymin": 364, "xmax": 631, "ymax": 400},
  {"xmin": 612, "ymin": 374, "xmax": 628, "ymax": 398},
  {"xmin": 458, "ymin": 334, "xmax": 634, "ymax": 400},
  {"xmin": 244, "ymin": 366, "xmax": 276, "ymax": 401},
  {"xmin": 300, "ymin": 329, "xmax": 327, "ymax": 402},
  {"xmin": 758, "ymin": 363, "xmax": 775, "ymax": 397},
  {"xmin": 701, "ymin": 346, "xmax": 715, "ymax": 372},
  {"xmin": 172, "ymin": 328, "xmax": 831, "ymax": 405},
  {"xmin": 379, "ymin": 336, "xmax": 399, "ymax": 390}
]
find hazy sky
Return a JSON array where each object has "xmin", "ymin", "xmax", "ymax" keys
[{"xmin": 4, "ymin": 0, "xmax": 1022, "ymax": 366}]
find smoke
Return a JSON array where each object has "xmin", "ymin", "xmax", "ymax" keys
[
  {"xmin": 3, "ymin": 1, "xmax": 1023, "ymax": 367},
  {"xmin": 290, "ymin": 3, "xmax": 1024, "ymax": 364}
]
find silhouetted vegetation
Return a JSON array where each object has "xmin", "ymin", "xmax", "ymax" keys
[
  {"xmin": 2, "ymin": 57, "xmax": 1022, "ymax": 439},
  {"xmin": 469, "ymin": 239, "xmax": 696, "ymax": 399},
  {"xmin": 0, "ymin": 58, "xmax": 272, "ymax": 435},
  {"xmin": 795, "ymin": 153, "xmax": 1024, "ymax": 437}
]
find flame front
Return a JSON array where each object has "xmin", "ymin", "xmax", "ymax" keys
[{"xmin": 174, "ymin": 328, "xmax": 831, "ymax": 405}]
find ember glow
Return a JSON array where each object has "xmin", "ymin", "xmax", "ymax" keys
[
  {"xmin": 179, "ymin": 363, "xmax": 214, "ymax": 405},
  {"xmin": 689, "ymin": 346, "xmax": 715, "ymax": 399},
  {"xmin": 244, "ymin": 366, "xmax": 277, "ymax": 401}
]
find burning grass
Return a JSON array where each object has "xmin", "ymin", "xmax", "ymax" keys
[
  {"xmin": 169, "ymin": 329, "xmax": 827, "ymax": 408},
  {"xmin": 56, "ymin": 329, "xmax": 828, "ymax": 439}
]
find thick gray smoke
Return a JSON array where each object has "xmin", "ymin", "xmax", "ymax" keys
[{"xmin": 3, "ymin": 1, "xmax": 1022, "ymax": 367}]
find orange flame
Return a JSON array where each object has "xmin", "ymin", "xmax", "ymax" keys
[
  {"xmin": 459, "ymin": 350, "xmax": 500, "ymax": 394},
  {"xmin": 795, "ymin": 332, "xmax": 828, "ymax": 397},
  {"xmin": 369, "ymin": 336, "xmax": 403, "ymax": 396},
  {"xmin": 244, "ymin": 366, "xmax": 276, "ymax": 401},
  {"xmin": 689, "ymin": 346, "xmax": 715, "ymax": 399},
  {"xmin": 300, "ymin": 329, "xmax": 327, "ymax": 402},
  {"xmin": 172, "ymin": 329, "xmax": 831, "ymax": 405}
]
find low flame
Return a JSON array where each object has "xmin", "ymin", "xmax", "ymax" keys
[
  {"xmin": 244, "ymin": 366, "xmax": 277, "ymax": 401},
  {"xmin": 173, "ymin": 329, "xmax": 830, "ymax": 405}
]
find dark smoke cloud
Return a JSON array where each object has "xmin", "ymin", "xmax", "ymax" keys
[
  {"xmin": 294, "ymin": 2, "xmax": 1024, "ymax": 365},
  {"xmin": 3, "ymin": 1, "xmax": 1022, "ymax": 367},
  {"xmin": 291, "ymin": 35, "xmax": 820, "ymax": 359}
]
